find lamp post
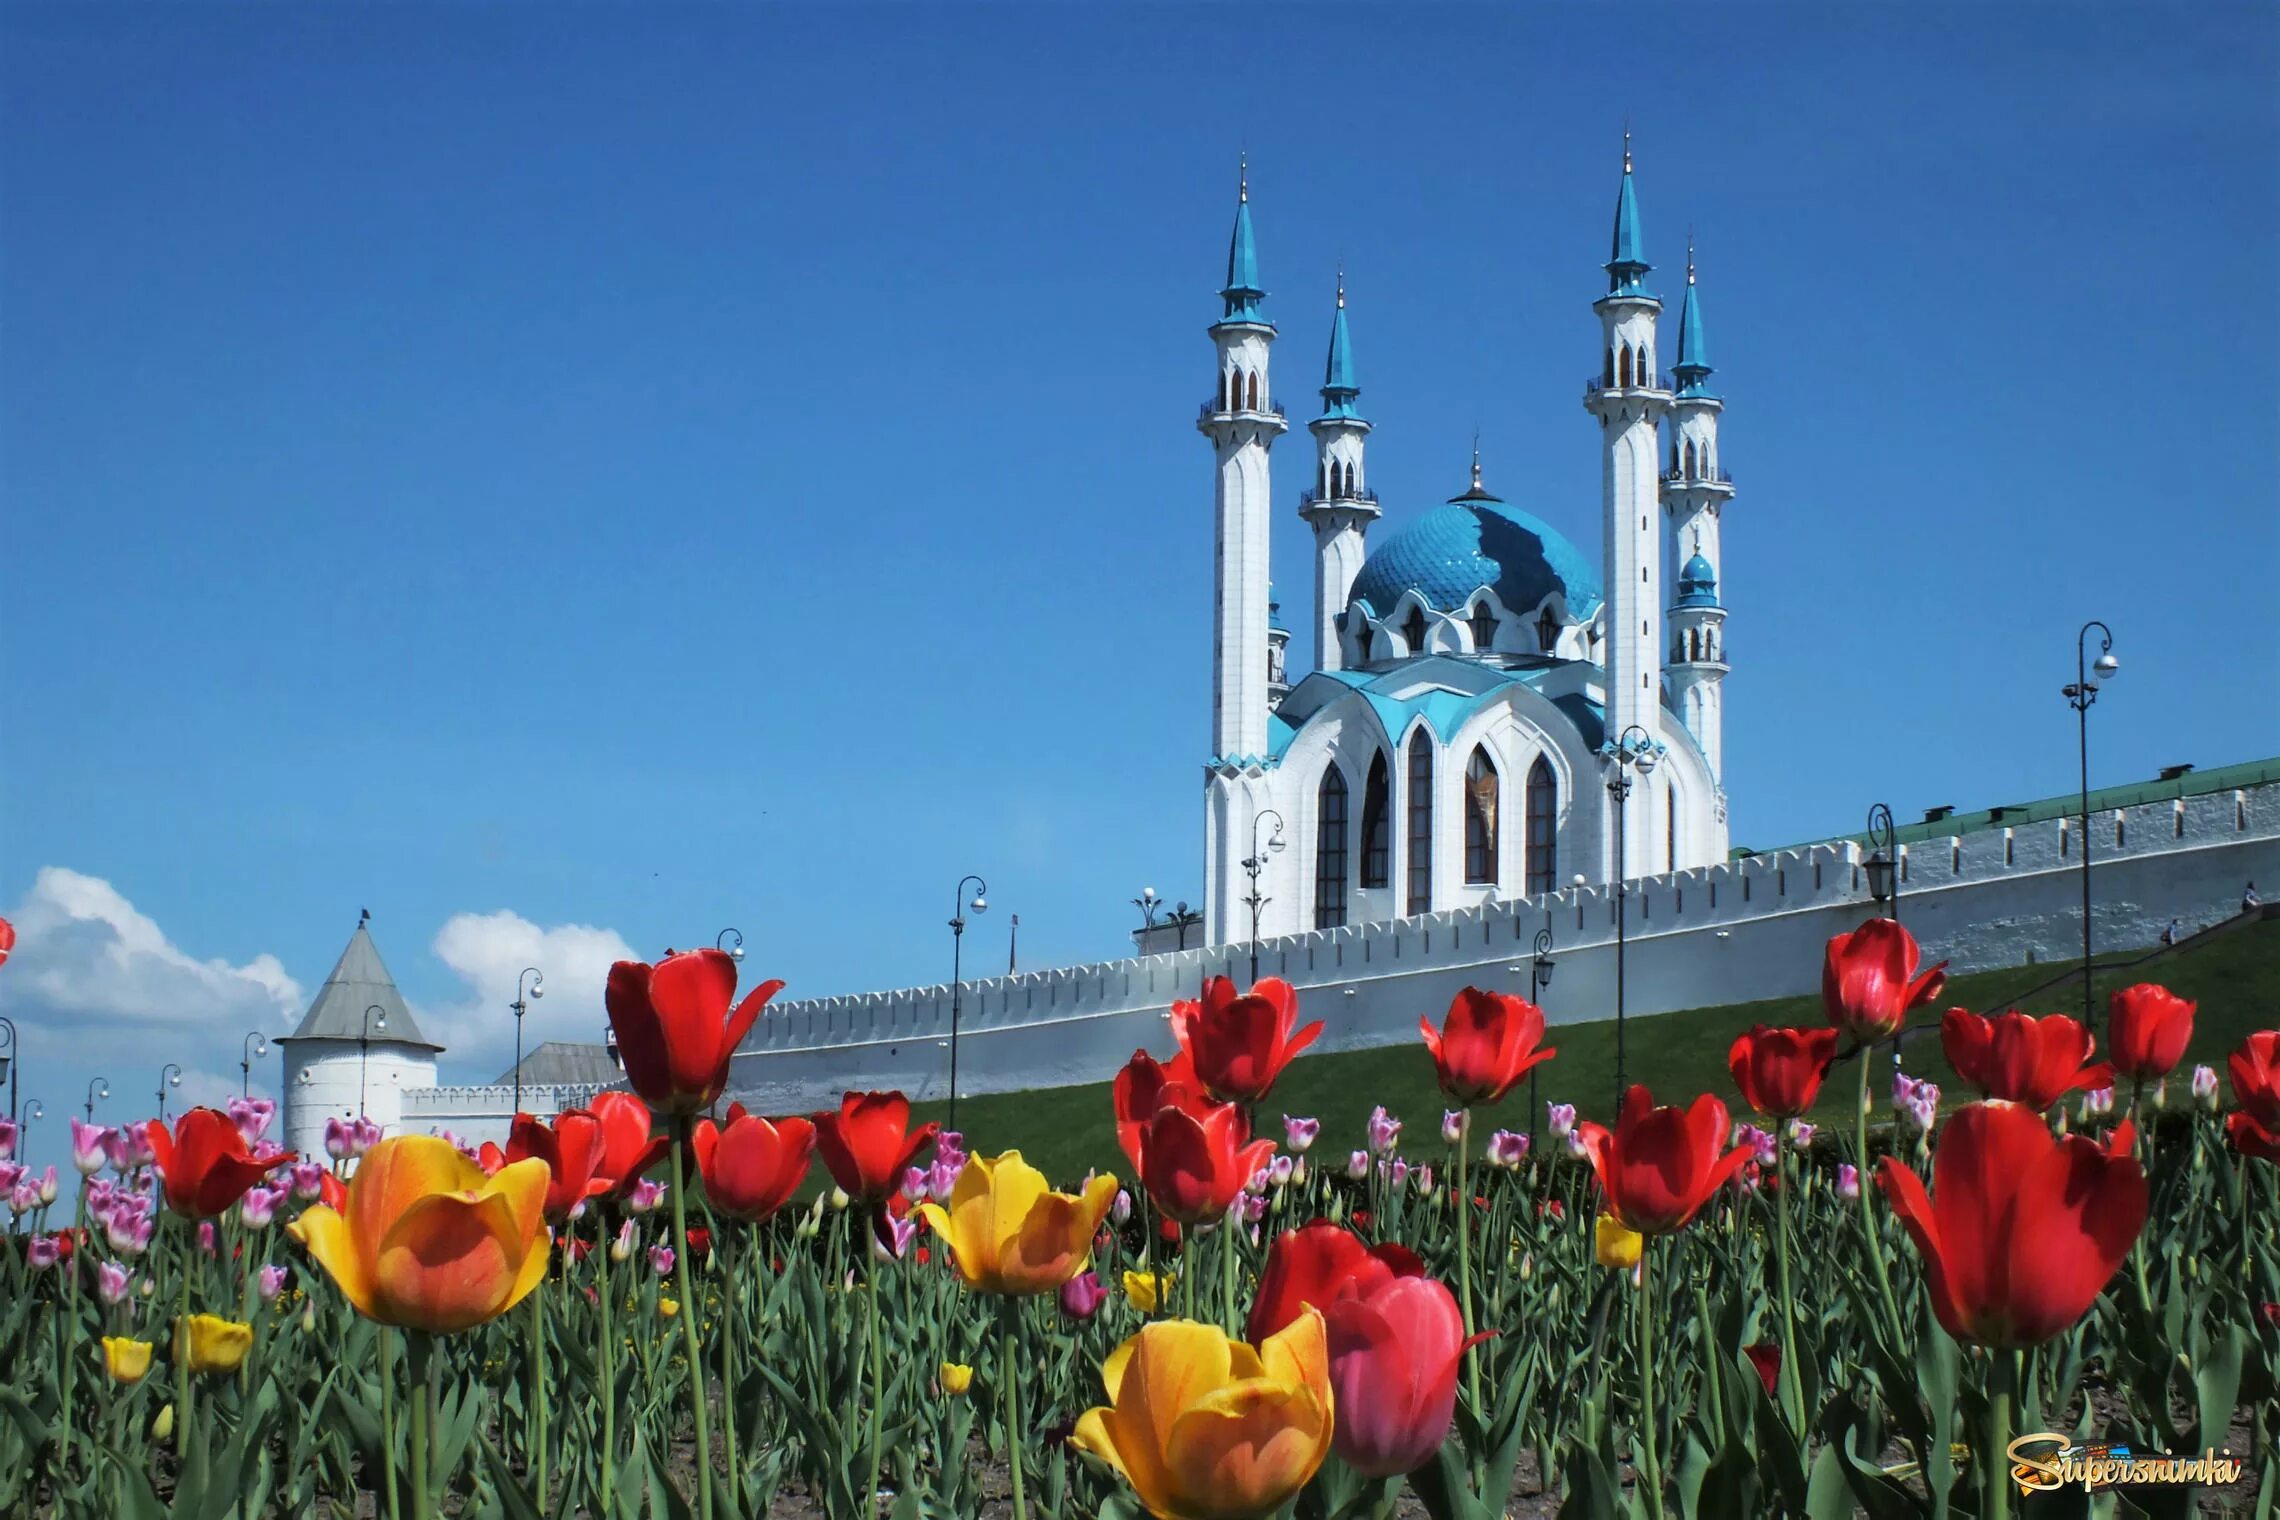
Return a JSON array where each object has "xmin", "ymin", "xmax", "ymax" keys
[
  {"xmin": 1134, "ymin": 887, "xmax": 1162, "ymax": 938},
  {"xmin": 1241, "ymin": 809, "xmax": 1288, "ymax": 984},
  {"xmin": 947, "ymin": 874, "xmax": 989, "ymax": 1132},
  {"xmin": 716, "ymin": 928, "xmax": 745, "ymax": 962},
  {"xmin": 155, "ymin": 1064, "xmax": 182, "ymax": 1125},
  {"xmin": 2063, "ymin": 622, "xmax": 2120, "ymax": 1034},
  {"xmin": 1602, "ymin": 725, "xmax": 1660, "ymax": 1110},
  {"xmin": 0, "ymin": 1015, "xmax": 16, "ymax": 1124},
  {"xmin": 84, "ymin": 1077, "xmax": 109, "ymax": 1125},
  {"xmin": 20, "ymin": 1100, "xmax": 41, "ymax": 1157},
  {"xmin": 240, "ymin": 1030, "xmax": 269, "ymax": 1098},
  {"xmin": 1167, "ymin": 902, "xmax": 1202, "ymax": 950},
  {"xmin": 510, "ymin": 967, "xmax": 545, "ymax": 1115},
  {"xmin": 604, "ymin": 1024, "xmax": 622, "ymax": 1073},
  {"xmin": 1863, "ymin": 803, "xmax": 1903, "ymax": 1070},
  {"xmin": 360, "ymin": 1005, "xmax": 387, "ymax": 1118},
  {"xmin": 1528, "ymin": 927, "xmax": 1555, "ymax": 1146}
]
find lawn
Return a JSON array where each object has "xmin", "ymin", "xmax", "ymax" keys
[{"xmin": 905, "ymin": 915, "xmax": 2280, "ymax": 1185}]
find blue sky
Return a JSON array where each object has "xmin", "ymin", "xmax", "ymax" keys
[{"xmin": 2, "ymin": 5, "xmax": 2275, "ymax": 1165}]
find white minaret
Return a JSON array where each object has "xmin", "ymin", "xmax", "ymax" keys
[
  {"xmin": 1199, "ymin": 160, "xmax": 1284, "ymax": 762},
  {"xmin": 1664, "ymin": 241, "xmax": 1734, "ymax": 779},
  {"xmin": 1298, "ymin": 274, "xmax": 1377, "ymax": 674},
  {"xmin": 1583, "ymin": 135, "xmax": 1670, "ymax": 879}
]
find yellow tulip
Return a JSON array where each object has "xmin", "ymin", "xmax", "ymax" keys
[
  {"xmin": 1071, "ymin": 1312, "xmax": 1334, "ymax": 1520},
  {"xmin": 1595, "ymin": 1212, "xmax": 1643, "ymax": 1270},
  {"xmin": 915, "ymin": 1151, "xmax": 1119, "ymax": 1296},
  {"xmin": 939, "ymin": 1361, "xmax": 974, "ymax": 1396},
  {"xmin": 1122, "ymin": 1269, "xmax": 1172, "ymax": 1313},
  {"xmin": 286, "ymin": 1135, "xmax": 551, "ymax": 1334},
  {"xmin": 659, "ymin": 1297, "xmax": 681, "ymax": 1318},
  {"xmin": 102, "ymin": 1336, "xmax": 154, "ymax": 1385},
  {"xmin": 152, "ymin": 1404, "xmax": 174, "ymax": 1441},
  {"xmin": 176, "ymin": 1315, "xmax": 252, "ymax": 1375}
]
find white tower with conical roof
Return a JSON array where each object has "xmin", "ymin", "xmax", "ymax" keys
[
  {"xmin": 1299, "ymin": 274, "xmax": 1377, "ymax": 674},
  {"xmin": 1664, "ymin": 241, "xmax": 1734, "ymax": 783},
  {"xmin": 276, "ymin": 912, "xmax": 443, "ymax": 1158}
]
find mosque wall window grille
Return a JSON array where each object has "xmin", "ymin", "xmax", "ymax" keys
[
  {"xmin": 1406, "ymin": 731, "xmax": 1434, "ymax": 916},
  {"xmin": 1360, "ymin": 753, "xmax": 1391, "ymax": 888},
  {"xmin": 1315, "ymin": 765, "xmax": 1349, "ymax": 930},
  {"xmin": 1464, "ymin": 748, "xmax": 1500, "ymax": 885},
  {"xmin": 1538, "ymin": 609, "xmax": 1560, "ymax": 652},
  {"xmin": 1468, "ymin": 602, "xmax": 1498, "ymax": 654},
  {"xmin": 1525, "ymin": 757, "xmax": 1558, "ymax": 896},
  {"xmin": 1403, "ymin": 605, "xmax": 1429, "ymax": 656}
]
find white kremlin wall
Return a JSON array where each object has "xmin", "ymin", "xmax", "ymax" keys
[{"xmin": 399, "ymin": 779, "xmax": 2279, "ymax": 1143}]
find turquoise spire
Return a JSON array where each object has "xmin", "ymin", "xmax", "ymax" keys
[
  {"xmin": 1605, "ymin": 131, "xmax": 1652, "ymax": 297},
  {"xmin": 1219, "ymin": 156, "xmax": 1266, "ymax": 324},
  {"xmin": 1674, "ymin": 239, "xmax": 1716, "ymax": 396},
  {"xmin": 1318, "ymin": 271, "xmax": 1363, "ymax": 420}
]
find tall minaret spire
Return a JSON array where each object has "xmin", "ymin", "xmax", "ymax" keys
[
  {"xmin": 1200, "ymin": 158, "xmax": 1286, "ymax": 943},
  {"xmin": 1301, "ymin": 271, "xmax": 1376, "ymax": 673},
  {"xmin": 1584, "ymin": 132, "xmax": 1671, "ymax": 878},
  {"xmin": 1664, "ymin": 238, "xmax": 1734, "ymax": 784}
]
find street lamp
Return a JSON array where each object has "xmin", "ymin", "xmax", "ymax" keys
[
  {"xmin": 2063, "ymin": 622, "xmax": 2119, "ymax": 1034},
  {"xmin": 1134, "ymin": 887, "xmax": 1162, "ymax": 935},
  {"xmin": 1864, "ymin": 803, "xmax": 1907, "ymax": 1072},
  {"xmin": 510, "ymin": 968, "xmax": 545, "ymax": 1115},
  {"xmin": 604, "ymin": 1024, "xmax": 622, "ymax": 1072},
  {"xmin": 1602, "ymin": 725, "xmax": 1660, "ymax": 1109},
  {"xmin": 155, "ymin": 1064, "xmax": 183, "ymax": 1124},
  {"xmin": 1241, "ymin": 809, "xmax": 1288, "ymax": 984},
  {"xmin": 716, "ymin": 928, "xmax": 745, "ymax": 962},
  {"xmin": 947, "ymin": 875, "xmax": 989, "ymax": 1132},
  {"xmin": 240, "ymin": 1030, "xmax": 269, "ymax": 1098},
  {"xmin": 0, "ymin": 1015, "xmax": 16, "ymax": 1124},
  {"xmin": 1167, "ymin": 902, "xmax": 1203, "ymax": 950},
  {"xmin": 84, "ymin": 1077, "xmax": 109, "ymax": 1125},
  {"xmin": 20, "ymin": 1100, "xmax": 41, "ymax": 1156},
  {"xmin": 360, "ymin": 1005, "xmax": 388, "ymax": 1118},
  {"xmin": 1529, "ymin": 927, "xmax": 1555, "ymax": 1146}
]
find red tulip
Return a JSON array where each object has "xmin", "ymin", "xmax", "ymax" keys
[
  {"xmin": 2227, "ymin": 1031, "xmax": 2280, "ymax": 1131},
  {"xmin": 605, "ymin": 949, "xmax": 784, "ymax": 1117},
  {"xmin": 1420, "ymin": 987, "xmax": 1556, "ymax": 1106},
  {"xmin": 1940, "ymin": 1009, "xmax": 2113, "ymax": 1111},
  {"xmin": 318, "ymin": 1170, "xmax": 348, "ymax": 1213},
  {"xmin": 1574, "ymin": 1086, "xmax": 1752, "ymax": 1236},
  {"xmin": 1822, "ymin": 918, "xmax": 1947, "ymax": 1044},
  {"xmin": 1743, "ymin": 1342, "xmax": 1782, "ymax": 1397},
  {"xmin": 1170, "ymin": 976, "xmax": 1323, "ymax": 1104},
  {"xmin": 1323, "ymin": 1274, "xmax": 1490, "ymax": 1477},
  {"xmin": 1137, "ymin": 1092, "xmax": 1274, "ymax": 1227},
  {"xmin": 146, "ymin": 1109, "xmax": 295, "ymax": 1220},
  {"xmin": 692, "ymin": 1103, "xmax": 815, "ymax": 1222},
  {"xmin": 2231, "ymin": 1113, "xmax": 2280, "ymax": 1164},
  {"xmin": 2105, "ymin": 984, "xmax": 2196, "ymax": 1083},
  {"xmin": 1112, "ymin": 1046, "xmax": 1198, "ymax": 1176},
  {"xmin": 813, "ymin": 1091, "xmax": 937, "ymax": 1203},
  {"xmin": 1876, "ymin": 1100, "xmax": 2146, "ymax": 1347},
  {"xmin": 1248, "ymin": 1219, "xmax": 1423, "ymax": 1344},
  {"xmin": 505, "ymin": 1111, "xmax": 609, "ymax": 1225},
  {"xmin": 1727, "ymin": 1025, "xmax": 1839, "ymax": 1119},
  {"xmin": 588, "ymin": 1091, "xmax": 670, "ymax": 1198}
]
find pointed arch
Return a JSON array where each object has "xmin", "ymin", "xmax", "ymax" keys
[
  {"xmin": 1537, "ymin": 607, "xmax": 1560, "ymax": 653},
  {"xmin": 1406, "ymin": 730, "xmax": 1434, "ymax": 915},
  {"xmin": 1464, "ymin": 746, "xmax": 1500, "ymax": 885},
  {"xmin": 1618, "ymin": 345, "xmax": 1633, "ymax": 387},
  {"xmin": 1525, "ymin": 756, "xmax": 1558, "ymax": 895},
  {"xmin": 1402, "ymin": 604, "xmax": 1429, "ymax": 656},
  {"xmin": 1314, "ymin": 764, "xmax": 1349, "ymax": 929},
  {"xmin": 1246, "ymin": 370, "xmax": 1261, "ymax": 410},
  {"xmin": 1467, "ymin": 600, "xmax": 1498, "ymax": 654},
  {"xmin": 1360, "ymin": 752, "xmax": 1391, "ymax": 889}
]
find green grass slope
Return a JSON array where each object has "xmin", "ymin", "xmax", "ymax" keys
[{"xmin": 904, "ymin": 916, "xmax": 2280, "ymax": 1187}]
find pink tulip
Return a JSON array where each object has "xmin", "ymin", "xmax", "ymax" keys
[
  {"xmin": 288, "ymin": 1161, "xmax": 328, "ymax": 1201},
  {"xmin": 1345, "ymin": 1150, "xmax": 1370, "ymax": 1182},
  {"xmin": 611, "ymin": 1219, "xmax": 638, "ymax": 1263},
  {"xmin": 870, "ymin": 1212, "xmax": 918, "ymax": 1263},
  {"xmin": 1441, "ymin": 1109, "xmax": 1466, "ymax": 1146},
  {"xmin": 27, "ymin": 1235, "xmax": 61, "ymax": 1270},
  {"xmin": 1367, "ymin": 1106, "xmax": 1403, "ymax": 1156},
  {"xmin": 323, "ymin": 1117, "xmax": 354, "ymax": 1161},
  {"xmin": 104, "ymin": 1200, "xmax": 154, "ymax": 1257},
  {"xmin": 1486, "ymin": 1130, "xmax": 1530, "ymax": 1168},
  {"xmin": 0, "ymin": 1117, "xmax": 15, "ymax": 1161},
  {"xmin": 1837, "ymin": 1163, "xmax": 1861, "ymax": 1202},
  {"xmin": 36, "ymin": 1166, "xmax": 57, "ymax": 1206},
  {"xmin": 1547, "ymin": 1102, "xmax": 1577, "ymax": 1141},
  {"xmin": 626, "ymin": 1178, "xmax": 667, "ymax": 1215},
  {"xmin": 238, "ymin": 1184, "xmax": 282, "ymax": 1229},
  {"xmin": 1282, "ymin": 1115, "xmax": 1320, "ymax": 1153},
  {"xmin": 197, "ymin": 1221, "xmax": 217, "ymax": 1254},
  {"xmin": 1110, "ymin": 1188, "xmax": 1132, "ymax": 1226},
  {"xmin": 258, "ymin": 1264, "xmax": 289, "ymax": 1301},
  {"xmin": 227, "ymin": 1098, "xmax": 276, "ymax": 1146},
  {"xmin": 901, "ymin": 1165, "xmax": 931, "ymax": 1203},
  {"xmin": 1323, "ymin": 1275, "xmax": 1489, "ymax": 1476},
  {"xmin": 70, "ymin": 1118, "xmax": 110, "ymax": 1176},
  {"xmin": 97, "ymin": 1260, "xmax": 132, "ymax": 1304},
  {"xmin": 9, "ymin": 1182, "xmax": 38, "ymax": 1215},
  {"xmin": 649, "ymin": 1243, "xmax": 676, "ymax": 1276},
  {"xmin": 349, "ymin": 1116, "xmax": 383, "ymax": 1155},
  {"xmin": 1059, "ymin": 1270, "xmax": 1108, "ymax": 1321}
]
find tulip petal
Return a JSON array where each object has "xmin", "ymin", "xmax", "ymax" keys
[
  {"xmin": 2001, "ymin": 1131, "xmax": 2147, "ymax": 1344},
  {"xmin": 604, "ymin": 962, "xmax": 672, "ymax": 1109},
  {"xmin": 1163, "ymin": 1382, "xmax": 1331, "ymax": 1515},
  {"xmin": 647, "ymin": 950, "xmax": 741, "ymax": 1100},
  {"xmin": 287, "ymin": 1203, "xmax": 378, "ymax": 1321},
  {"xmin": 1106, "ymin": 1320, "xmax": 1235, "ymax": 1517},
  {"xmin": 348, "ymin": 1135, "xmax": 487, "ymax": 1254}
]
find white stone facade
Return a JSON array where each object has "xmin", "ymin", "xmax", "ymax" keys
[{"xmin": 281, "ymin": 1041, "xmax": 437, "ymax": 1158}]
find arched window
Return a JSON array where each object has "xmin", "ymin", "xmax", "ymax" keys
[
  {"xmin": 1666, "ymin": 784, "xmax": 1678, "ymax": 872},
  {"xmin": 1360, "ymin": 753, "xmax": 1391, "ymax": 888},
  {"xmin": 1246, "ymin": 371, "xmax": 1261, "ymax": 410},
  {"xmin": 1464, "ymin": 747, "xmax": 1499, "ymax": 885},
  {"xmin": 1537, "ymin": 608, "xmax": 1560, "ymax": 653},
  {"xmin": 1525, "ymin": 757, "xmax": 1557, "ymax": 895},
  {"xmin": 1314, "ymin": 766, "xmax": 1349, "ymax": 929},
  {"xmin": 1402, "ymin": 605, "xmax": 1429, "ymax": 655},
  {"xmin": 1618, "ymin": 346, "xmax": 1633, "ymax": 387},
  {"xmin": 1603, "ymin": 348, "xmax": 1616, "ymax": 386},
  {"xmin": 1226, "ymin": 370, "xmax": 1240, "ymax": 410},
  {"xmin": 1468, "ymin": 601, "xmax": 1497, "ymax": 653},
  {"xmin": 1406, "ymin": 732, "xmax": 1434, "ymax": 915}
]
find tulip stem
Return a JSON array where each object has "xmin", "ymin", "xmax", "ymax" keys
[
  {"xmin": 1854, "ymin": 1055, "xmax": 1909, "ymax": 1347},
  {"xmin": 670, "ymin": 1119, "xmax": 715, "ymax": 1520},
  {"xmin": 1221, "ymin": 1215, "xmax": 1238, "ymax": 1334},
  {"xmin": 527, "ymin": 1268, "xmax": 548, "ymax": 1511},
  {"xmin": 405, "ymin": 1330, "xmax": 434, "ymax": 1520},
  {"xmin": 865, "ymin": 1211, "xmax": 886, "ymax": 1507},
  {"xmin": 720, "ymin": 1220, "xmax": 739, "ymax": 1505},
  {"xmin": 379, "ymin": 1326, "xmax": 402, "ymax": 1520},
  {"xmin": 1633, "ymin": 1240, "xmax": 1663, "ymax": 1519},
  {"xmin": 1986, "ymin": 1348, "xmax": 2015, "ymax": 1520},
  {"xmin": 1001, "ymin": 1298, "xmax": 1029, "ymax": 1520},
  {"xmin": 1454, "ymin": 1110, "xmax": 1483, "ymax": 1430},
  {"xmin": 58, "ymin": 1184, "xmax": 86, "ymax": 1478},
  {"xmin": 598, "ymin": 1224, "xmax": 615, "ymax": 1505},
  {"xmin": 1773, "ymin": 1143, "xmax": 1804, "ymax": 1431},
  {"xmin": 174, "ymin": 1225, "xmax": 194, "ymax": 1461}
]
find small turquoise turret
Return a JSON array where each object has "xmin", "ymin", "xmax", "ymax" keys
[
  {"xmin": 1219, "ymin": 157, "xmax": 1267, "ymax": 326},
  {"xmin": 1673, "ymin": 243, "xmax": 1716, "ymax": 399},
  {"xmin": 1606, "ymin": 132, "xmax": 1652, "ymax": 297},
  {"xmin": 1318, "ymin": 273, "xmax": 1363, "ymax": 422}
]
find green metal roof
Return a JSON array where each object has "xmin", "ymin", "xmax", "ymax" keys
[{"xmin": 1738, "ymin": 756, "xmax": 2280, "ymax": 859}]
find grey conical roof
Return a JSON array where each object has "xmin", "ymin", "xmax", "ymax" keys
[{"xmin": 275, "ymin": 921, "xmax": 442, "ymax": 1051}]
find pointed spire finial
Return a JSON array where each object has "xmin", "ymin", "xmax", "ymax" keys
[
  {"xmin": 1336, "ymin": 263, "xmax": 1345, "ymax": 309},
  {"xmin": 1470, "ymin": 431, "xmax": 1483, "ymax": 491},
  {"xmin": 1686, "ymin": 229, "xmax": 1696, "ymax": 285},
  {"xmin": 1238, "ymin": 151, "xmax": 1248, "ymax": 204},
  {"xmin": 1692, "ymin": 525, "xmax": 1703, "ymax": 553},
  {"xmin": 1622, "ymin": 121, "xmax": 1633, "ymax": 175},
  {"xmin": 359, "ymin": 907, "xmax": 370, "ymax": 928}
]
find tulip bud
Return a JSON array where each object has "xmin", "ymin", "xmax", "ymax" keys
[
  {"xmin": 1367, "ymin": 1106, "xmax": 1402, "ymax": 1157},
  {"xmin": 300, "ymin": 1300, "xmax": 317, "ymax": 1333},
  {"xmin": 2151, "ymin": 1078, "xmax": 2168, "ymax": 1112},
  {"xmin": 27, "ymin": 1235, "xmax": 61, "ymax": 1270},
  {"xmin": 153, "ymin": 1405, "xmax": 174, "ymax": 1442},
  {"xmin": 625, "ymin": 1179, "xmax": 667, "ymax": 1215},
  {"xmin": 141, "ymin": 1278, "xmax": 158, "ymax": 1300},
  {"xmin": 828, "ymin": 1187, "xmax": 850, "ymax": 1212},
  {"xmin": 2191, "ymin": 1064, "xmax": 2219, "ymax": 1108},
  {"xmin": 1109, "ymin": 1188, "xmax": 1132, "ymax": 1226},
  {"xmin": 649, "ymin": 1244, "xmax": 675, "ymax": 1277},
  {"xmin": 98, "ymin": 1260, "xmax": 133, "ymax": 1304},
  {"xmin": 1291, "ymin": 1156, "xmax": 1309, "ymax": 1187},
  {"xmin": 71, "ymin": 1119, "xmax": 110, "ymax": 1177},
  {"xmin": 1837, "ymin": 1163, "xmax": 1861, "ymax": 1202},
  {"xmin": 1546, "ymin": 1102, "xmax": 1576, "ymax": 1142},
  {"xmin": 38, "ymin": 1166, "xmax": 59, "ymax": 1206},
  {"xmin": 1345, "ymin": 1150, "xmax": 1369, "ymax": 1182},
  {"xmin": 258, "ymin": 1264, "xmax": 289, "ymax": 1302},
  {"xmin": 938, "ymin": 1361, "xmax": 974, "ymax": 1397},
  {"xmin": 1281, "ymin": 1115, "xmax": 1319, "ymax": 1153},
  {"xmin": 1058, "ymin": 1270, "xmax": 1107, "ymax": 1322},
  {"xmin": 609, "ymin": 1219, "xmax": 638, "ymax": 1263},
  {"xmin": 1441, "ymin": 1109, "xmax": 1466, "ymax": 1146},
  {"xmin": 1267, "ymin": 1155, "xmax": 1294, "ymax": 1189}
]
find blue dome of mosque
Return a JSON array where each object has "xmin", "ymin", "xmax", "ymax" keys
[
  {"xmin": 1675, "ymin": 552, "xmax": 1719, "ymax": 609},
  {"xmin": 1348, "ymin": 481, "xmax": 1604, "ymax": 624}
]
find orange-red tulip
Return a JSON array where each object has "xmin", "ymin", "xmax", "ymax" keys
[
  {"xmin": 1420, "ymin": 987, "xmax": 1556, "ymax": 1106},
  {"xmin": 691, "ymin": 1103, "xmax": 815, "ymax": 1222},
  {"xmin": 2228, "ymin": 1031, "xmax": 2280, "ymax": 1162},
  {"xmin": 1112, "ymin": 1046, "xmax": 1198, "ymax": 1176},
  {"xmin": 1822, "ymin": 918, "xmax": 1947, "ymax": 1044},
  {"xmin": 1728, "ymin": 1025, "xmax": 1839, "ymax": 1119},
  {"xmin": 288, "ymin": 1134, "xmax": 551, "ymax": 1333},
  {"xmin": 146, "ymin": 1108, "xmax": 295, "ymax": 1220},
  {"xmin": 814, "ymin": 1091, "xmax": 937, "ymax": 1204},
  {"xmin": 605, "ymin": 949, "xmax": 783, "ymax": 1117},
  {"xmin": 1170, "ymin": 976, "xmax": 1323, "ymax": 1104},
  {"xmin": 1876, "ymin": 1100, "xmax": 2146, "ymax": 1347},
  {"xmin": 2105, "ymin": 984, "xmax": 2196, "ymax": 1083},
  {"xmin": 1247, "ymin": 1219, "xmax": 1423, "ymax": 1344},
  {"xmin": 1574, "ymin": 1086, "xmax": 1752, "ymax": 1236},
  {"xmin": 1137, "ymin": 1090, "xmax": 1274, "ymax": 1227},
  {"xmin": 1940, "ymin": 1009, "xmax": 2113, "ymax": 1111},
  {"xmin": 504, "ymin": 1110, "xmax": 608, "ymax": 1224},
  {"xmin": 588, "ymin": 1090, "xmax": 670, "ymax": 1197}
]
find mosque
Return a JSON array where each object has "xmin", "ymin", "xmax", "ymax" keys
[{"xmin": 1194, "ymin": 141, "xmax": 1733, "ymax": 949}]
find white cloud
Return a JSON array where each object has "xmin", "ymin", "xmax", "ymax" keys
[{"xmin": 421, "ymin": 910, "xmax": 639, "ymax": 1078}]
